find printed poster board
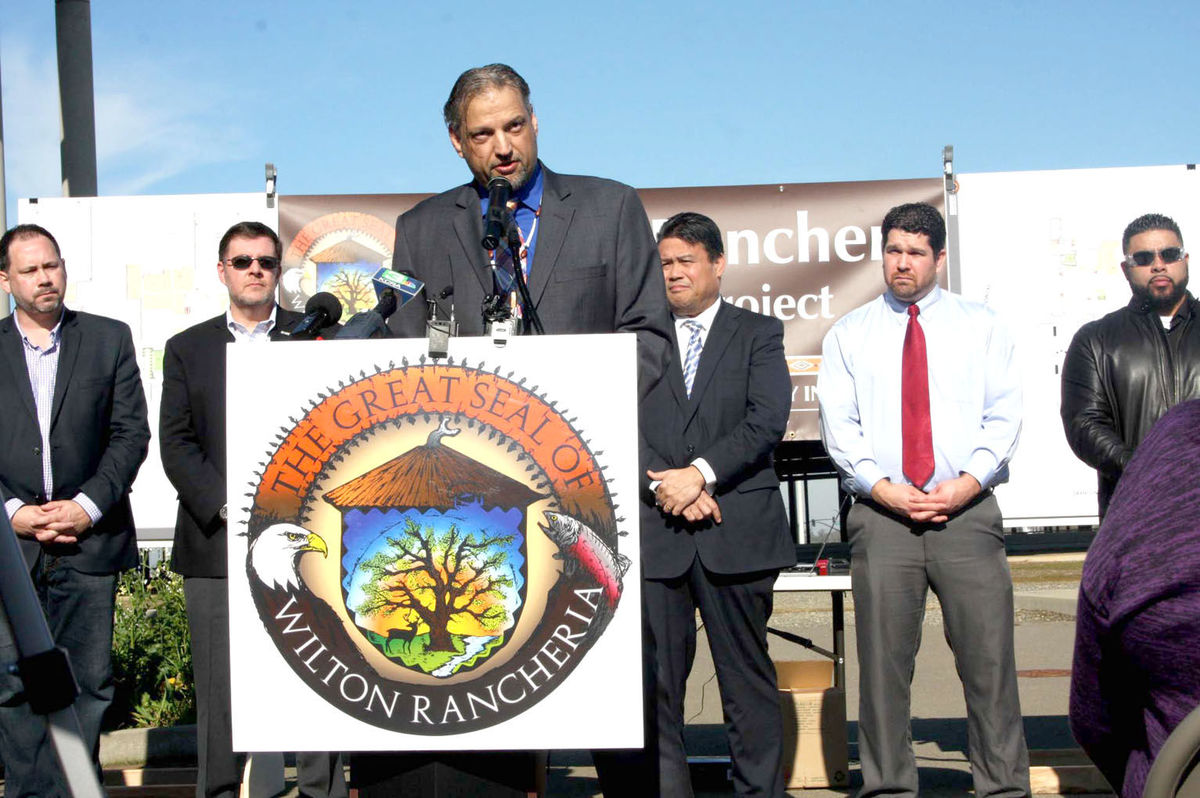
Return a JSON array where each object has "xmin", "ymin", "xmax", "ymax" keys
[{"xmin": 226, "ymin": 335, "xmax": 642, "ymax": 750}]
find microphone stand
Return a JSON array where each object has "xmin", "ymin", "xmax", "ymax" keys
[{"xmin": 507, "ymin": 219, "xmax": 544, "ymax": 335}]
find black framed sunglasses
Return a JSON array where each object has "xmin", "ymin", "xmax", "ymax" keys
[
  {"xmin": 1124, "ymin": 247, "xmax": 1186, "ymax": 268},
  {"xmin": 226, "ymin": 255, "xmax": 281, "ymax": 270}
]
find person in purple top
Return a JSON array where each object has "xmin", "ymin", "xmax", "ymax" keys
[{"xmin": 1070, "ymin": 399, "xmax": 1200, "ymax": 797}]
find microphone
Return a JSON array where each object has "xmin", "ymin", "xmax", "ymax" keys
[
  {"xmin": 336, "ymin": 268, "xmax": 426, "ymax": 339},
  {"xmin": 481, "ymin": 177, "xmax": 512, "ymax": 250},
  {"xmin": 287, "ymin": 292, "xmax": 342, "ymax": 339},
  {"xmin": 372, "ymin": 267, "xmax": 424, "ymax": 311}
]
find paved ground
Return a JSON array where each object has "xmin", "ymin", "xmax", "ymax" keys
[
  {"xmin": 540, "ymin": 553, "xmax": 1096, "ymax": 796},
  {"xmin": 3, "ymin": 554, "xmax": 1101, "ymax": 796}
]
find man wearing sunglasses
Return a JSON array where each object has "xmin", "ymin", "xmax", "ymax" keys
[
  {"xmin": 160, "ymin": 221, "xmax": 346, "ymax": 798},
  {"xmin": 1061, "ymin": 212, "xmax": 1200, "ymax": 517}
]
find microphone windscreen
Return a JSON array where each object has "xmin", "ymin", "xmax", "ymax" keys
[{"xmin": 305, "ymin": 291, "xmax": 343, "ymax": 324}]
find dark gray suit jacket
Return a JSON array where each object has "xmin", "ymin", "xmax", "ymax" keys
[
  {"xmin": 387, "ymin": 164, "xmax": 671, "ymax": 387},
  {"xmin": 159, "ymin": 308, "xmax": 302, "ymax": 577},
  {"xmin": 640, "ymin": 301, "xmax": 795, "ymax": 580},
  {"xmin": 0, "ymin": 309, "xmax": 149, "ymax": 573}
]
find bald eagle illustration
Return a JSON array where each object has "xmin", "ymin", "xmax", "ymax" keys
[
  {"xmin": 249, "ymin": 523, "xmax": 329, "ymax": 591},
  {"xmin": 245, "ymin": 522, "xmax": 373, "ymax": 680}
]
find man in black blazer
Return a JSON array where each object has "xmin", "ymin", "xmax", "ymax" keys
[
  {"xmin": 641, "ymin": 212, "xmax": 795, "ymax": 797},
  {"xmin": 160, "ymin": 221, "xmax": 345, "ymax": 798},
  {"xmin": 387, "ymin": 63, "xmax": 670, "ymax": 387},
  {"xmin": 0, "ymin": 223, "xmax": 150, "ymax": 797}
]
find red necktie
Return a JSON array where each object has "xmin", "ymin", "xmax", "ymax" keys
[{"xmin": 902, "ymin": 304, "xmax": 934, "ymax": 488}]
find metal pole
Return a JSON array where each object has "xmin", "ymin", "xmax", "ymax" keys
[
  {"xmin": 943, "ymin": 145, "xmax": 962, "ymax": 293},
  {"xmin": 56, "ymin": 0, "xmax": 98, "ymax": 197},
  {"xmin": 0, "ymin": 42, "xmax": 10, "ymax": 319}
]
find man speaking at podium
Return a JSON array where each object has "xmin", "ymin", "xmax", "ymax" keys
[
  {"xmin": 0, "ymin": 223, "xmax": 150, "ymax": 798},
  {"xmin": 376, "ymin": 63, "xmax": 672, "ymax": 794},
  {"xmin": 387, "ymin": 63, "xmax": 670, "ymax": 381}
]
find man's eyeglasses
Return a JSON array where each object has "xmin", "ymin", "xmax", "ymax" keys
[
  {"xmin": 225, "ymin": 255, "xmax": 281, "ymax": 270},
  {"xmin": 1124, "ymin": 247, "xmax": 1187, "ymax": 268}
]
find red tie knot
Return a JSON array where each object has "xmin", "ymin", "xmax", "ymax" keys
[{"xmin": 908, "ymin": 304, "xmax": 920, "ymax": 319}]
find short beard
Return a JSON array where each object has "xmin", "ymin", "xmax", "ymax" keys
[
  {"xmin": 1133, "ymin": 277, "xmax": 1188, "ymax": 315},
  {"xmin": 16, "ymin": 294, "xmax": 64, "ymax": 319}
]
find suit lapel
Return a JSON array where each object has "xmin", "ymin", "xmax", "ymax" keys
[
  {"xmin": 50, "ymin": 310, "xmax": 82, "ymax": 429},
  {"xmin": 683, "ymin": 303, "xmax": 738, "ymax": 425},
  {"xmin": 270, "ymin": 306, "xmax": 300, "ymax": 341},
  {"xmin": 0, "ymin": 317, "xmax": 39, "ymax": 426},
  {"xmin": 526, "ymin": 167, "xmax": 572, "ymax": 308},
  {"xmin": 450, "ymin": 184, "xmax": 493, "ymax": 295}
]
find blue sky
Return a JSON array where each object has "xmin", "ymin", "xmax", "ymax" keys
[{"xmin": 3, "ymin": 0, "xmax": 1197, "ymax": 225}]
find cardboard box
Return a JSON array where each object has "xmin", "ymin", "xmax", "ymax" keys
[{"xmin": 776, "ymin": 660, "xmax": 850, "ymax": 789}]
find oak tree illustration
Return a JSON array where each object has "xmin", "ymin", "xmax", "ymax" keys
[
  {"xmin": 310, "ymin": 238, "xmax": 383, "ymax": 315},
  {"xmin": 324, "ymin": 420, "xmax": 543, "ymax": 671},
  {"xmin": 355, "ymin": 519, "xmax": 514, "ymax": 651}
]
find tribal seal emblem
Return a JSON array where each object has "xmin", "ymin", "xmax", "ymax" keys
[{"xmin": 243, "ymin": 359, "xmax": 630, "ymax": 733}]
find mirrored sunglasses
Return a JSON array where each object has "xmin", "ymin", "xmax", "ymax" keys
[
  {"xmin": 1124, "ymin": 247, "xmax": 1186, "ymax": 268},
  {"xmin": 227, "ymin": 255, "xmax": 281, "ymax": 270}
]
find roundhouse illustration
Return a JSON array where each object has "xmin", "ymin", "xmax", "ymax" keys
[{"xmin": 323, "ymin": 421, "xmax": 543, "ymax": 677}]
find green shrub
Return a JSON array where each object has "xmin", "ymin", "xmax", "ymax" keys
[{"xmin": 105, "ymin": 558, "xmax": 195, "ymax": 730}]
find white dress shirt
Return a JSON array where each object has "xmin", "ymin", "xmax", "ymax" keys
[
  {"xmin": 226, "ymin": 307, "xmax": 277, "ymax": 342},
  {"xmin": 817, "ymin": 285, "xmax": 1021, "ymax": 497},
  {"xmin": 659, "ymin": 298, "xmax": 723, "ymax": 490}
]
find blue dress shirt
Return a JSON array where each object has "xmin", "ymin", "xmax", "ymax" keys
[
  {"xmin": 817, "ymin": 285, "xmax": 1021, "ymax": 497},
  {"xmin": 477, "ymin": 162, "xmax": 544, "ymax": 271}
]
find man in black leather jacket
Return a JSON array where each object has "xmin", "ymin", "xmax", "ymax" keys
[{"xmin": 1061, "ymin": 212, "xmax": 1200, "ymax": 517}]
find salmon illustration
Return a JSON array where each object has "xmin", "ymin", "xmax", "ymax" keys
[{"xmin": 540, "ymin": 511, "xmax": 631, "ymax": 609}]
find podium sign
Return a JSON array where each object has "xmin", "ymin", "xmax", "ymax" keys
[{"xmin": 226, "ymin": 335, "xmax": 642, "ymax": 751}]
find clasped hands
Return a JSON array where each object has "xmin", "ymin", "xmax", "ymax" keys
[
  {"xmin": 647, "ymin": 465, "xmax": 722, "ymax": 524},
  {"xmin": 870, "ymin": 473, "xmax": 981, "ymax": 524},
  {"xmin": 10, "ymin": 500, "xmax": 93, "ymax": 545}
]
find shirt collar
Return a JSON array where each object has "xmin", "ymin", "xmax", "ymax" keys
[
  {"xmin": 226, "ymin": 306, "xmax": 277, "ymax": 338},
  {"xmin": 476, "ymin": 162, "xmax": 544, "ymax": 213},
  {"xmin": 673, "ymin": 296, "xmax": 723, "ymax": 331},
  {"xmin": 884, "ymin": 284, "xmax": 943, "ymax": 316},
  {"xmin": 13, "ymin": 308, "xmax": 65, "ymax": 350}
]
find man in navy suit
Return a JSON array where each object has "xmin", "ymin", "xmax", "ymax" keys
[
  {"xmin": 0, "ymin": 223, "xmax": 150, "ymax": 797},
  {"xmin": 641, "ymin": 211, "xmax": 796, "ymax": 797}
]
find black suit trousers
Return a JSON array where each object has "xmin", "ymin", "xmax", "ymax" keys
[
  {"xmin": 645, "ymin": 557, "xmax": 785, "ymax": 798},
  {"xmin": 185, "ymin": 577, "xmax": 346, "ymax": 798}
]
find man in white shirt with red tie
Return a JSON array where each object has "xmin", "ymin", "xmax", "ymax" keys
[{"xmin": 817, "ymin": 203, "xmax": 1029, "ymax": 798}]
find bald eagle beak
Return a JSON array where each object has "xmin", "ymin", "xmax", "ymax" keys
[{"xmin": 301, "ymin": 532, "xmax": 328, "ymax": 558}]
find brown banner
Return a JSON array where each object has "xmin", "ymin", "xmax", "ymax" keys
[{"xmin": 279, "ymin": 177, "xmax": 942, "ymax": 440}]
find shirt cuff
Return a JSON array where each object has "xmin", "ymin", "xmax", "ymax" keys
[
  {"xmin": 691, "ymin": 458, "xmax": 717, "ymax": 493},
  {"xmin": 960, "ymin": 452, "xmax": 998, "ymax": 491},
  {"xmin": 648, "ymin": 480, "xmax": 661, "ymax": 494},
  {"xmin": 73, "ymin": 493, "xmax": 104, "ymax": 525},
  {"xmin": 5, "ymin": 498, "xmax": 24, "ymax": 521},
  {"xmin": 854, "ymin": 462, "xmax": 890, "ymax": 497}
]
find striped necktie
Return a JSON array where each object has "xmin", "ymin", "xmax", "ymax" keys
[{"xmin": 682, "ymin": 320, "xmax": 703, "ymax": 397}]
